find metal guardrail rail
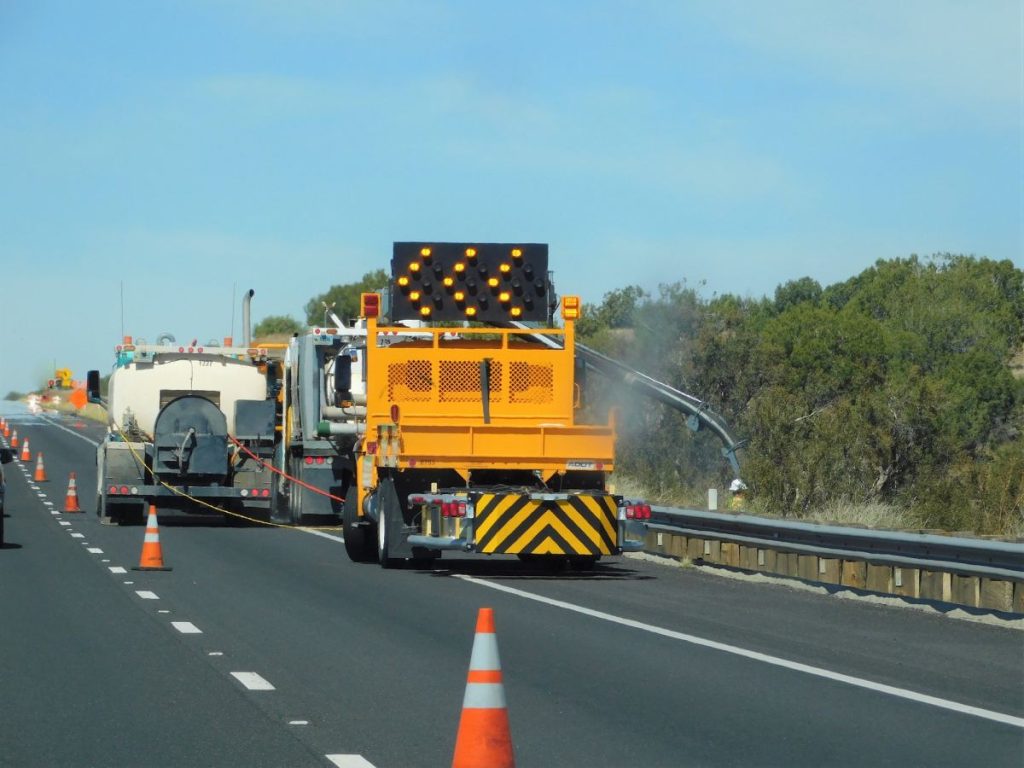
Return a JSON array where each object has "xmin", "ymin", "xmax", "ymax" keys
[{"xmin": 648, "ymin": 506, "xmax": 1024, "ymax": 582}]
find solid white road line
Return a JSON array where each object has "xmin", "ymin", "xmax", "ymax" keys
[
  {"xmin": 171, "ymin": 621, "xmax": 202, "ymax": 634},
  {"xmin": 135, "ymin": 591, "xmax": 159, "ymax": 600},
  {"xmin": 300, "ymin": 528, "xmax": 345, "ymax": 544},
  {"xmin": 455, "ymin": 574, "xmax": 1024, "ymax": 730},
  {"xmin": 326, "ymin": 756, "xmax": 377, "ymax": 768},
  {"xmin": 230, "ymin": 672, "xmax": 275, "ymax": 691},
  {"xmin": 40, "ymin": 414, "xmax": 101, "ymax": 447}
]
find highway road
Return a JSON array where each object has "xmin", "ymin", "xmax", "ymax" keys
[{"xmin": 1, "ymin": 404, "xmax": 1022, "ymax": 767}]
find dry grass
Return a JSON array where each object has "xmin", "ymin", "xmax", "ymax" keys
[{"xmin": 612, "ymin": 473, "xmax": 924, "ymax": 530}]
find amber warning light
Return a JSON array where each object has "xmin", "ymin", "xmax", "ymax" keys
[{"xmin": 389, "ymin": 242, "xmax": 549, "ymax": 323}]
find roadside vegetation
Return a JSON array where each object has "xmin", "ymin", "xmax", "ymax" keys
[
  {"xmin": 250, "ymin": 255, "xmax": 1022, "ymax": 536},
  {"xmin": 581, "ymin": 255, "xmax": 1023, "ymax": 537}
]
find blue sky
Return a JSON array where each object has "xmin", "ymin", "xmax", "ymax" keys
[{"xmin": 1, "ymin": 1, "xmax": 1020, "ymax": 394}]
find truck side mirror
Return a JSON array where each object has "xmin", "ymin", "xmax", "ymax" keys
[
  {"xmin": 86, "ymin": 370, "xmax": 101, "ymax": 402},
  {"xmin": 334, "ymin": 355, "xmax": 352, "ymax": 404}
]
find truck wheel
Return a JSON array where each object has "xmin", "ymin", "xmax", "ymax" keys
[
  {"xmin": 376, "ymin": 480, "xmax": 400, "ymax": 569},
  {"xmin": 342, "ymin": 484, "xmax": 374, "ymax": 563}
]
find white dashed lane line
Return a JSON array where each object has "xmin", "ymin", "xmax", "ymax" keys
[
  {"xmin": 12, "ymin": 426, "xmax": 380, "ymax": 768},
  {"xmin": 230, "ymin": 672, "xmax": 275, "ymax": 691},
  {"xmin": 326, "ymin": 755, "xmax": 377, "ymax": 767},
  {"xmin": 87, "ymin": 548, "xmax": 103, "ymax": 554}
]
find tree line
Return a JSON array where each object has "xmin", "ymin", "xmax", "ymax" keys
[{"xmin": 577, "ymin": 254, "xmax": 1023, "ymax": 535}]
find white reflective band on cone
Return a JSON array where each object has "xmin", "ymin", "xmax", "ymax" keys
[
  {"xmin": 462, "ymin": 682, "xmax": 507, "ymax": 709},
  {"xmin": 468, "ymin": 635, "xmax": 500, "ymax": 671}
]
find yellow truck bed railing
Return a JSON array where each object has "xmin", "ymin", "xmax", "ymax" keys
[{"xmin": 363, "ymin": 319, "xmax": 615, "ymax": 473}]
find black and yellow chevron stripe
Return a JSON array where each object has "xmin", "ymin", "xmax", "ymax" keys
[{"xmin": 473, "ymin": 493, "xmax": 618, "ymax": 555}]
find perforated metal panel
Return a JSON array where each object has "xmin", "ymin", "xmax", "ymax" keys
[
  {"xmin": 510, "ymin": 362, "xmax": 554, "ymax": 404},
  {"xmin": 439, "ymin": 361, "xmax": 503, "ymax": 403},
  {"xmin": 387, "ymin": 360, "xmax": 432, "ymax": 402}
]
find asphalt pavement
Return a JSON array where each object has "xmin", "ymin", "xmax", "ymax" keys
[{"xmin": 1, "ymin": 407, "xmax": 1021, "ymax": 767}]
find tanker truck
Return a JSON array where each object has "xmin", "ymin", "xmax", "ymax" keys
[{"xmin": 89, "ymin": 290, "xmax": 285, "ymax": 524}]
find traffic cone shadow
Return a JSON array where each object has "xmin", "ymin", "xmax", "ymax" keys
[
  {"xmin": 133, "ymin": 504, "xmax": 172, "ymax": 571},
  {"xmin": 452, "ymin": 607, "xmax": 514, "ymax": 768}
]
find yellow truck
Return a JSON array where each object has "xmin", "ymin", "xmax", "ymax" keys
[{"xmin": 342, "ymin": 242, "xmax": 648, "ymax": 568}]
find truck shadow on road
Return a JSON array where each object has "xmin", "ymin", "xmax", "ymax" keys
[{"xmin": 423, "ymin": 558, "xmax": 654, "ymax": 581}]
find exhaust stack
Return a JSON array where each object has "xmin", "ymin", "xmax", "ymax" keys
[{"xmin": 242, "ymin": 289, "xmax": 255, "ymax": 348}]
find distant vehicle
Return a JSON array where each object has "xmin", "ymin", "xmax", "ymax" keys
[{"xmin": 0, "ymin": 447, "xmax": 13, "ymax": 544}]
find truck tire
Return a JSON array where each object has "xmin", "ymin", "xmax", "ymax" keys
[
  {"xmin": 376, "ymin": 479, "xmax": 400, "ymax": 569},
  {"xmin": 342, "ymin": 484, "xmax": 374, "ymax": 563}
]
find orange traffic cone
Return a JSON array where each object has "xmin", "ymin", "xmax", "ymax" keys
[
  {"xmin": 64, "ymin": 472, "xmax": 82, "ymax": 512},
  {"xmin": 1, "ymin": 421, "xmax": 8, "ymax": 438},
  {"xmin": 452, "ymin": 607, "xmax": 514, "ymax": 768},
  {"xmin": 133, "ymin": 505, "xmax": 172, "ymax": 571},
  {"xmin": 33, "ymin": 452, "xmax": 47, "ymax": 482},
  {"xmin": 10, "ymin": 429, "xmax": 18, "ymax": 448},
  {"xmin": 19, "ymin": 438, "xmax": 30, "ymax": 462}
]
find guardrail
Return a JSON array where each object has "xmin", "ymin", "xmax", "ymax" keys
[{"xmin": 642, "ymin": 506, "xmax": 1024, "ymax": 614}]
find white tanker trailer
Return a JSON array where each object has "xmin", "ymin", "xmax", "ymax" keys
[{"xmin": 88, "ymin": 290, "xmax": 284, "ymax": 523}]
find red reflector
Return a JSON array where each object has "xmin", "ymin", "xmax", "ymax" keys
[
  {"xmin": 108, "ymin": 485, "xmax": 118, "ymax": 495},
  {"xmin": 316, "ymin": 456, "xmax": 326, "ymax": 465},
  {"xmin": 390, "ymin": 404, "xmax": 400, "ymax": 422},
  {"xmin": 457, "ymin": 502, "xmax": 467, "ymax": 518},
  {"xmin": 625, "ymin": 504, "xmax": 636, "ymax": 519},
  {"xmin": 120, "ymin": 486, "xmax": 129, "ymax": 495},
  {"xmin": 304, "ymin": 456, "xmax": 313, "ymax": 465},
  {"xmin": 262, "ymin": 489, "xmax": 271, "ymax": 497},
  {"xmin": 641, "ymin": 504, "xmax": 651, "ymax": 520},
  {"xmin": 366, "ymin": 442, "xmax": 378, "ymax": 455}
]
